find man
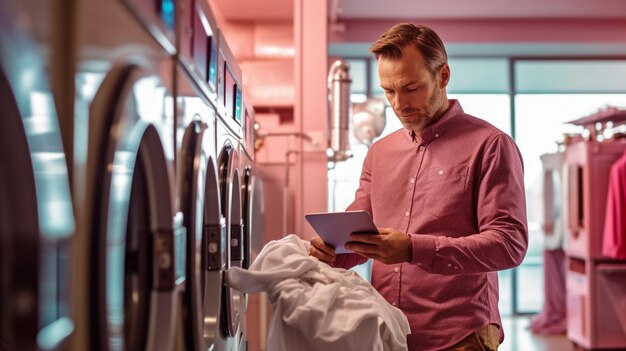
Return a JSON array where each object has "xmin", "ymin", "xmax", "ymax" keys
[{"xmin": 310, "ymin": 23, "xmax": 528, "ymax": 351}]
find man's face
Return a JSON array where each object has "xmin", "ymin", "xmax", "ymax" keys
[{"xmin": 378, "ymin": 45, "xmax": 449, "ymax": 133}]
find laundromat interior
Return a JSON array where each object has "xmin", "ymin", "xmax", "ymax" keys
[{"xmin": 1, "ymin": 0, "xmax": 626, "ymax": 350}]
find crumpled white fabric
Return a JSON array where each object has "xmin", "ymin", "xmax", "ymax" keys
[{"xmin": 226, "ymin": 234, "xmax": 410, "ymax": 351}]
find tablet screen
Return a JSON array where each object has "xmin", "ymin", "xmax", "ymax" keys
[{"xmin": 305, "ymin": 210, "xmax": 377, "ymax": 253}]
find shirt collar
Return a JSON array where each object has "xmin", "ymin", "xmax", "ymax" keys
[{"xmin": 407, "ymin": 99, "xmax": 464, "ymax": 144}]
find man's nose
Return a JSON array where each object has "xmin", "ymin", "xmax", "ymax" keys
[{"xmin": 394, "ymin": 92, "xmax": 409, "ymax": 111}]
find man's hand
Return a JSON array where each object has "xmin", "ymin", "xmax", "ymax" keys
[
  {"xmin": 345, "ymin": 227, "xmax": 412, "ymax": 264},
  {"xmin": 309, "ymin": 235, "xmax": 336, "ymax": 265}
]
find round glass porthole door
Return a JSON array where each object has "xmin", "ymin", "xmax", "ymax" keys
[
  {"xmin": 217, "ymin": 143, "xmax": 242, "ymax": 338},
  {"xmin": 242, "ymin": 166, "xmax": 253, "ymax": 270},
  {"xmin": 121, "ymin": 147, "xmax": 152, "ymax": 350},
  {"xmin": 0, "ymin": 66, "xmax": 40, "ymax": 351},
  {"xmin": 201, "ymin": 154, "xmax": 227, "ymax": 348},
  {"xmin": 89, "ymin": 65, "xmax": 175, "ymax": 351},
  {"xmin": 0, "ymin": 54, "xmax": 74, "ymax": 350},
  {"xmin": 178, "ymin": 119, "xmax": 226, "ymax": 350}
]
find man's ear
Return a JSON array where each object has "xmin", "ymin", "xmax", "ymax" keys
[{"xmin": 438, "ymin": 64, "xmax": 450, "ymax": 88}]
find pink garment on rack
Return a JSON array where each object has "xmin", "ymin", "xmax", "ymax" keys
[
  {"xmin": 603, "ymin": 151, "xmax": 626, "ymax": 260},
  {"xmin": 529, "ymin": 249, "xmax": 566, "ymax": 334}
]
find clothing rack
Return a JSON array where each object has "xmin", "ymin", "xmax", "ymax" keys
[
  {"xmin": 563, "ymin": 106, "xmax": 626, "ymax": 350},
  {"xmin": 565, "ymin": 107, "xmax": 626, "ymax": 142}
]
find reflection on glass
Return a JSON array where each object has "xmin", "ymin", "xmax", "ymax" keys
[
  {"xmin": 75, "ymin": 72, "xmax": 106, "ymax": 165},
  {"xmin": 174, "ymin": 212, "xmax": 186, "ymax": 285},
  {"xmin": 25, "ymin": 91, "xmax": 55, "ymax": 135},
  {"xmin": 107, "ymin": 149, "xmax": 134, "ymax": 350},
  {"xmin": 134, "ymin": 77, "xmax": 164, "ymax": 124},
  {"xmin": 234, "ymin": 86, "xmax": 242, "ymax": 123},
  {"xmin": 195, "ymin": 154, "xmax": 207, "ymax": 298},
  {"xmin": 21, "ymin": 86, "xmax": 75, "ymax": 345},
  {"xmin": 37, "ymin": 317, "xmax": 74, "ymax": 350},
  {"xmin": 209, "ymin": 42, "xmax": 218, "ymax": 89},
  {"xmin": 106, "ymin": 90, "xmax": 139, "ymax": 350}
]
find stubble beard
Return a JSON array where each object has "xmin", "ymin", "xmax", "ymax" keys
[{"xmin": 398, "ymin": 85, "xmax": 445, "ymax": 134}]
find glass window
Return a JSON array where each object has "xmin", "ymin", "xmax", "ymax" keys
[
  {"xmin": 514, "ymin": 93, "xmax": 626, "ymax": 311},
  {"xmin": 448, "ymin": 94, "xmax": 512, "ymax": 135},
  {"xmin": 448, "ymin": 58, "xmax": 509, "ymax": 94},
  {"xmin": 370, "ymin": 60, "xmax": 383, "ymax": 96},
  {"xmin": 346, "ymin": 59, "xmax": 367, "ymax": 94},
  {"xmin": 515, "ymin": 94, "xmax": 626, "ymax": 230},
  {"xmin": 516, "ymin": 60, "xmax": 626, "ymax": 93}
]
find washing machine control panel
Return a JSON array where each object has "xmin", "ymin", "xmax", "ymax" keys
[
  {"xmin": 230, "ymin": 221, "xmax": 244, "ymax": 261},
  {"xmin": 206, "ymin": 219, "xmax": 227, "ymax": 270}
]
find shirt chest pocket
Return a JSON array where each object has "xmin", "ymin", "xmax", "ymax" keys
[{"xmin": 422, "ymin": 165, "xmax": 469, "ymax": 218}]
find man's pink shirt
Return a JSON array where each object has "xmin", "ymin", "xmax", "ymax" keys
[{"xmin": 335, "ymin": 100, "xmax": 528, "ymax": 351}]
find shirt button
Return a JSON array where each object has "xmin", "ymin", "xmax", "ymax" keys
[
  {"xmin": 438, "ymin": 170, "xmax": 444, "ymax": 176},
  {"xmin": 410, "ymin": 178, "xmax": 415, "ymax": 184},
  {"xmin": 394, "ymin": 267, "xmax": 400, "ymax": 273},
  {"xmin": 454, "ymin": 266, "xmax": 459, "ymax": 270},
  {"xmin": 405, "ymin": 211, "xmax": 409, "ymax": 216},
  {"xmin": 392, "ymin": 301, "xmax": 397, "ymax": 306},
  {"xmin": 435, "ymin": 133, "xmax": 439, "ymax": 138},
  {"xmin": 417, "ymin": 263, "xmax": 422, "ymax": 266},
  {"xmin": 447, "ymin": 263, "xmax": 452, "ymax": 267}
]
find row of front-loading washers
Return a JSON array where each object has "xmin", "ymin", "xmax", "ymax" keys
[{"xmin": 0, "ymin": 0, "xmax": 261, "ymax": 350}]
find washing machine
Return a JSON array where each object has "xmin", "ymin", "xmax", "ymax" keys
[
  {"xmin": 0, "ymin": 1, "xmax": 75, "ymax": 350},
  {"xmin": 71, "ymin": 0, "xmax": 182, "ymax": 350},
  {"xmin": 175, "ymin": 0, "xmax": 240, "ymax": 350},
  {"xmin": 215, "ymin": 29, "xmax": 249, "ymax": 351}
]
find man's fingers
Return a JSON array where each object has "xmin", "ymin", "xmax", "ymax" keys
[
  {"xmin": 347, "ymin": 232, "xmax": 380, "ymax": 244},
  {"xmin": 345, "ymin": 241, "xmax": 378, "ymax": 255},
  {"xmin": 311, "ymin": 237, "xmax": 336, "ymax": 256},
  {"xmin": 310, "ymin": 236, "xmax": 336, "ymax": 263},
  {"xmin": 310, "ymin": 244, "xmax": 335, "ymax": 263}
]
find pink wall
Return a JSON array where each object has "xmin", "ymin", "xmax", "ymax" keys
[
  {"xmin": 330, "ymin": 18, "xmax": 626, "ymax": 44},
  {"xmin": 293, "ymin": 0, "xmax": 328, "ymax": 239}
]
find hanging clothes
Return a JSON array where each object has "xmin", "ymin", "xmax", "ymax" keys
[
  {"xmin": 226, "ymin": 234, "xmax": 411, "ymax": 351},
  {"xmin": 540, "ymin": 152, "xmax": 566, "ymax": 250},
  {"xmin": 529, "ymin": 249, "xmax": 567, "ymax": 334},
  {"xmin": 603, "ymin": 151, "xmax": 626, "ymax": 260},
  {"xmin": 530, "ymin": 152, "xmax": 567, "ymax": 334}
]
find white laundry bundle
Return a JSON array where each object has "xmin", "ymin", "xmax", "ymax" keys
[{"xmin": 226, "ymin": 234, "xmax": 410, "ymax": 351}]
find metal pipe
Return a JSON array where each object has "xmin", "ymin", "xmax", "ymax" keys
[
  {"xmin": 283, "ymin": 150, "xmax": 299, "ymax": 235},
  {"xmin": 327, "ymin": 59, "xmax": 352, "ymax": 162}
]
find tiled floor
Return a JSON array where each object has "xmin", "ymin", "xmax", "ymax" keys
[{"xmin": 499, "ymin": 315, "xmax": 572, "ymax": 351}]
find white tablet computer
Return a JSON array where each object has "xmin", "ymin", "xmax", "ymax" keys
[{"xmin": 304, "ymin": 210, "xmax": 378, "ymax": 253}]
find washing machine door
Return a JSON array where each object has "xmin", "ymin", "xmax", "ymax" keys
[
  {"xmin": 88, "ymin": 64, "xmax": 176, "ymax": 351},
  {"xmin": 241, "ymin": 166, "xmax": 254, "ymax": 270},
  {"xmin": 218, "ymin": 143, "xmax": 243, "ymax": 338},
  {"xmin": 0, "ymin": 22, "xmax": 75, "ymax": 351},
  {"xmin": 179, "ymin": 119, "xmax": 229, "ymax": 350}
]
